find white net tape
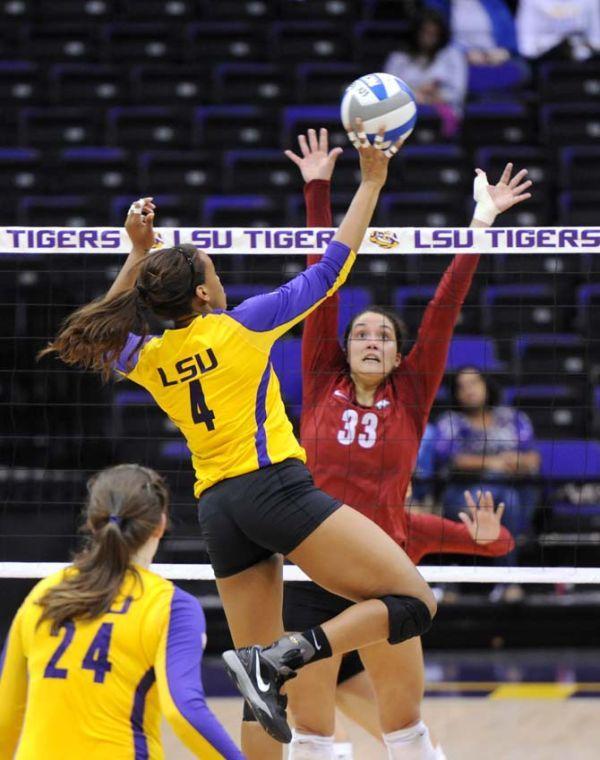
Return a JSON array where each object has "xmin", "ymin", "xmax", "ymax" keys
[{"xmin": 1, "ymin": 563, "xmax": 599, "ymax": 583}]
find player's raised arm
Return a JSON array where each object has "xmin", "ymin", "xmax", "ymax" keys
[
  {"xmin": 0, "ymin": 607, "xmax": 28, "ymax": 758},
  {"xmin": 229, "ymin": 121, "xmax": 400, "ymax": 344},
  {"xmin": 470, "ymin": 162, "xmax": 532, "ymax": 229},
  {"xmin": 105, "ymin": 197, "xmax": 156, "ymax": 300}
]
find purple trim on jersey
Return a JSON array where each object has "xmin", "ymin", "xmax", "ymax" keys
[
  {"xmin": 0, "ymin": 634, "xmax": 7, "ymax": 679},
  {"xmin": 254, "ymin": 359, "xmax": 272, "ymax": 468},
  {"xmin": 166, "ymin": 587, "xmax": 244, "ymax": 760},
  {"xmin": 227, "ymin": 240, "xmax": 351, "ymax": 333},
  {"xmin": 115, "ymin": 333, "xmax": 153, "ymax": 374},
  {"xmin": 130, "ymin": 666, "xmax": 156, "ymax": 760}
]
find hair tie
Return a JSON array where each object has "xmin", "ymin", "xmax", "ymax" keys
[{"xmin": 108, "ymin": 514, "xmax": 122, "ymax": 527}]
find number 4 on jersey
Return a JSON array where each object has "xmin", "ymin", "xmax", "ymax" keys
[
  {"xmin": 189, "ymin": 379, "xmax": 216, "ymax": 430},
  {"xmin": 82, "ymin": 622, "xmax": 113, "ymax": 684}
]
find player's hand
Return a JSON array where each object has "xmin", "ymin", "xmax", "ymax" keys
[
  {"xmin": 473, "ymin": 163, "xmax": 533, "ymax": 224},
  {"xmin": 284, "ymin": 127, "xmax": 343, "ymax": 183},
  {"xmin": 345, "ymin": 120, "xmax": 403, "ymax": 188},
  {"xmin": 458, "ymin": 490, "xmax": 504, "ymax": 545},
  {"xmin": 346, "ymin": 117, "xmax": 405, "ymax": 160},
  {"xmin": 125, "ymin": 197, "xmax": 156, "ymax": 254}
]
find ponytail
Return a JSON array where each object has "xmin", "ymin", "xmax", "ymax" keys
[
  {"xmin": 37, "ymin": 464, "xmax": 169, "ymax": 632},
  {"xmin": 38, "ymin": 288, "xmax": 148, "ymax": 382}
]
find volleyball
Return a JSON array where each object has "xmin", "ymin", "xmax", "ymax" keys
[{"xmin": 340, "ymin": 72, "xmax": 417, "ymax": 149}]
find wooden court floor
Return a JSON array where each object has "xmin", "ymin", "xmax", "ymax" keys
[{"xmin": 163, "ymin": 696, "xmax": 600, "ymax": 759}]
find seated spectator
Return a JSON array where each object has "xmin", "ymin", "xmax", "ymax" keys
[
  {"xmin": 435, "ymin": 366, "xmax": 540, "ymax": 563},
  {"xmin": 426, "ymin": 0, "xmax": 517, "ymax": 64},
  {"xmin": 516, "ymin": 0, "xmax": 600, "ymax": 61},
  {"xmin": 384, "ymin": 10, "xmax": 467, "ymax": 136}
]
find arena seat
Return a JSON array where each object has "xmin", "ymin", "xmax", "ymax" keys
[
  {"xmin": 502, "ymin": 384, "xmax": 588, "ymax": 439},
  {"xmin": 193, "ymin": 105, "xmax": 277, "ymax": 149},
  {"xmin": 539, "ymin": 61, "xmax": 600, "ymax": 102},
  {"xmin": 270, "ymin": 22, "xmax": 351, "ymax": 62},
  {"xmin": 295, "ymin": 63, "xmax": 361, "ymax": 104},
  {"xmin": 23, "ymin": 22, "xmax": 101, "ymax": 61},
  {"xmin": 138, "ymin": 150, "xmax": 217, "ymax": 194},
  {"xmin": 282, "ymin": 0, "xmax": 360, "ymax": 20},
  {"xmin": 559, "ymin": 146, "xmax": 600, "ymax": 190},
  {"xmin": 106, "ymin": 105, "xmax": 192, "ymax": 148},
  {"xmin": 103, "ymin": 22, "xmax": 184, "ymax": 62},
  {"xmin": 0, "ymin": 61, "xmax": 41, "ymax": 104},
  {"xmin": 187, "ymin": 22, "xmax": 267, "ymax": 62},
  {"xmin": 481, "ymin": 283, "xmax": 563, "ymax": 335},
  {"xmin": 213, "ymin": 63, "xmax": 287, "ymax": 105},
  {"xmin": 541, "ymin": 103, "xmax": 600, "ymax": 145},
  {"xmin": 31, "ymin": 0, "xmax": 115, "ymax": 19},
  {"xmin": 202, "ymin": 195, "xmax": 284, "ymax": 226},
  {"xmin": 558, "ymin": 191, "xmax": 600, "ymax": 226},
  {"xmin": 50, "ymin": 63, "xmax": 127, "ymax": 105},
  {"xmin": 463, "ymin": 102, "xmax": 534, "ymax": 147},
  {"xmin": 130, "ymin": 64, "xmax": 210, "ymax": 105},
  {"xmin": 19, "ymin": 106, "xmax": 101, "ymax": 147},
  {"xmin": 467, "ymin": 59, "xmax": 530, "ymax": 95},
  {"xmin": 398, "ymin": 144, "xmax": 467, "ymax": 189},
  {"xmin": 514, "ymin": 334, "xmax": 588, "ymax": 387},
  {"xmin": 365, "ymin": 0, "xmax": 421, "ymax": 21},
  {"xmin": 446, "ymin": 335, "xmax": 506, "ymax": 373},
  {"xmin": 283, "ymin": 105, "xmax": 345, "ymax": 147},
  {"xmin": 17, "ymin": 194, "xmax": 108, "ymax": 226},
  {"xmin": 198, "ymin": 0, "xmax": 274, "ymax": 21},
  {"xmin": 53, "ymin": 147, "xmax": 133, "ymax": 195},
  {"xmin": 378, "ymin": 191, "xmax": 463, "ymax": 227},
  {"xmin": 0, "ymin": 147, "xmax": 44, "ymax": 193},
  {"xmin": 537, "ymin": 440, "xmax": 600, "ymax": 479},
  {"xmin": 120, "ymin": 0, "xmax": 196, "ymax": 19},
  {"xmin": 223, "ymin": 149, "xmax": 302, "ymax": 193}
]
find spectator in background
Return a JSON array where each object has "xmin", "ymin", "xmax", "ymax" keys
[
  {"xmin": 426, "ymin": 0, "xmax": 517, "ymax": 64},
  {"xmin": 384, "ymin": 10, "xmax": 467, "ymax": 136},
  {"xmin": 516, "ymin": 0, "xmax": 600, "ymax": 61},
  {"xmin": 435, "ymin": 366, "xmax": 540, "ymax": 563}
]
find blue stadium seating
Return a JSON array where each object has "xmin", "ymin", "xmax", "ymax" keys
[
  {"xmin": 537, "ymin": 440, "xmax": 600, "ymax": 479},
  {"xmin": 502, "ymin": 384, "xmax": 587, "ymax": 438},
  {"xmin": 446, "ymin": 336, "xmax": 506, "ymax": 373}
]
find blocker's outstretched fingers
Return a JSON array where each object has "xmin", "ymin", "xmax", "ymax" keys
[
  {"xmin": 499, "ymin": 162, "xmax": 513, "ymax": 185},
  {"xmin": 308, "ymin": 128, "xmax": 319, "ymax": 153},
  {"xmin": 318, "ymin": 127, "xmax": 328, "ymax": 152},
  {"xmin": 509, "ymin": 168, "xmax": 528, "ymax": 188},
  {"xmin": 298, "ymin": 133, "xmax": 310, "ymax": 157}
]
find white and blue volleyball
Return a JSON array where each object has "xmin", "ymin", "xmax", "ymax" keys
[{"xmin": 340, "ymin": 72, "xmax": 417, "ymax": 149}]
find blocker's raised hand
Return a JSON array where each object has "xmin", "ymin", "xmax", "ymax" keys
[
  {"xmin": 473, "ymin": 162, "xmax": 533, "ymax": 224},
  {"xmin": 285, "ymin": 127, "xmax": 343, "ymax": 183},
  {"xmin": 459, "ymin": 490, "xmax": 505, "ymax": 545}
]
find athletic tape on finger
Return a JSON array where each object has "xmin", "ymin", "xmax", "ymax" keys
[
  {"xmin": 346, "ymin": 131, "xmax": 361, "ymax": 149},
  {"xmin": 128, "ymin": 198, "xmax": 145, "ymax": 215},
  {"xmin": 384, "ymin": 145, "xmax": 398, "ymax": 158}
]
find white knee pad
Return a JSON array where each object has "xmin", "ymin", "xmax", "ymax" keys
[
  {"xmin": 383, "ymin": 721, "xmax": 438, "ymax": 760},
  {"xmin": 333, "ymin": 741, "xmax": 354, "ymax": 759},
  {"xmin": 289, "ymin": 730, "xmax": 335, "ymax": 760}
]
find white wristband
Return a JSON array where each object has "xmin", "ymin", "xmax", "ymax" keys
[{"xmin": 473, "ymin": 171, "xmax": 499, "ymax": 225}]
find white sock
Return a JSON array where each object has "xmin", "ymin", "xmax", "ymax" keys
[
  {"xmin": 383, "ymin": 721, "xmax": 439, "ymax": 760},
  {"xmin": 333, "ymin": 741, "xmax": 354, "ymax": 759},
  {"xmin": 289, "ymin": 730, "xmax": 335, "ymax": 760}
]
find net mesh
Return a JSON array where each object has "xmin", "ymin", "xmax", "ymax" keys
[{"xmin": 2, "ymin": 247, "xmax": 600, "ymax": 583}]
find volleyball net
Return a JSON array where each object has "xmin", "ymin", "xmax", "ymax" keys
[{"xmin": 2, "ymin": 226, "xmax": 600, "ymax": 587}]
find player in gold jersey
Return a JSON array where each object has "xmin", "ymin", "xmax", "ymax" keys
[
  {"xmin": 41, "ymin": 126, "xmax": 437, "ymax": 757},
  {"xmin": 0, "ymin": 464, "xmax": 243, "ymax": 760}
]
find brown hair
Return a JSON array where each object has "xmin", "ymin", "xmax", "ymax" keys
[
  {"xmin": 37, "ymin": 464, "xmax": 169, "ymax": 632},
  {"xmin": 38, "ymin": 244, "xmax": 206, "ymax": 381},
  {"xmin": 343, "ymin": 306, "xmax": 409, "ymax": 355}
]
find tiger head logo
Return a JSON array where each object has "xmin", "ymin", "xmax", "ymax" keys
[
  {"xmin": 151, "ymin": 232, "xmax": 165, "ymax": 250},
  {"xmin": 369, "ymin": 230, "xmax": 399, "ymax": 250}
]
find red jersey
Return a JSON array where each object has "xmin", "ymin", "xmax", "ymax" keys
[{"xmin": 300, "ymin": 180, "xmax": 513, "ymax": 561}]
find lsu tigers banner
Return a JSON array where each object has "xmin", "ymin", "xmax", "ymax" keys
[{"xmin": 1, "ymin": 227, "xmax": 599, "ymax": 254}]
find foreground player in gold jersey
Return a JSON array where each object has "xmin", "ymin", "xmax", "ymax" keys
[
  {"xmin": 0, "ymin": 464, "xmax": 243, "ymax": 760},
  {"xmin": 42, "ymin": 126, "xmax": 437, "ymax": 757}
]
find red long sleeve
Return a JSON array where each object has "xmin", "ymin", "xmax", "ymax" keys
[
  {"xmin": 301, "ymin": 180, "xmax": 346, "ymax": 409},
  {"xmin": 400, "ymin": 253, "xmax": 480, "ymax": 419},
  {"xmin": 405, "ymin": 512, "xmax": 515, "ymax": 564}
]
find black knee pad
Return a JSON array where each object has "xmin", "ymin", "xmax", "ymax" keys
[
  {"xmin": 243, "ymin": 701, "xmax": 257, "ymax": 722},
  {"xmin": 379, "ymin": 595, "xmax": 432, "ymax": 644}
]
